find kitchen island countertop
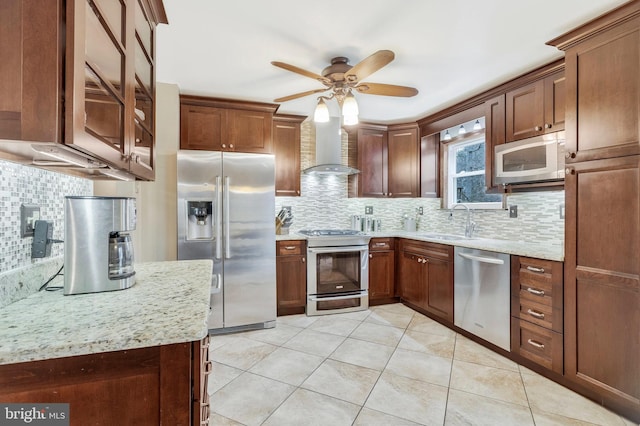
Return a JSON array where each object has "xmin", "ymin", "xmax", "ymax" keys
[
  {"xmin": 0, "ymin": 259, "xmax": 212, "ymax": 365},
  {"xmin": 276, "ymin": 231, "xmax": 563, "ymax": 262}
]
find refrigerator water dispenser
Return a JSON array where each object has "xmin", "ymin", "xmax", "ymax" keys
[{"xmin": 187, "ymin": 201, "xmax": 213, "ymax": 240}]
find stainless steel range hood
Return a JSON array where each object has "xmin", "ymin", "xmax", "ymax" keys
[{"xmin": 304, "ymin": 117, "xmax": 359, "ymax": 175}]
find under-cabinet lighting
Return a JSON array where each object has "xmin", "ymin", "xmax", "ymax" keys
[
  {"xmin": 31, "ymin": 145, "xmax": 105, "ymax": 169},
  {"xmin": 100, "ymin": 167, "xmax": 136, "ymax": 181}
]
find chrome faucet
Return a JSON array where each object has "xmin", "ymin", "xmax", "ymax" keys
[{"xmin": 449, "ymin": 204, "xmax": 476, "ymax": 238}]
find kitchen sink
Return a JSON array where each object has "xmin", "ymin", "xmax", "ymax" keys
[{"xmin": 420, "ymin": 233, "xmax": 473, "ymax": 241}]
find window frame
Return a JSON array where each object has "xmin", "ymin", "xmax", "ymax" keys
[{"xmin": 444, "ymin": 136, "xmax": 503, "ymax": 210}]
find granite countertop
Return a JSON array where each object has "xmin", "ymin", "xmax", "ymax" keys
[
  {"xmin": 277, "ymin": 231, "xmax": 564, "ymax": 262},
  {"xmin": 0, "ymin": 259, "xmax": 212, "ymax": 365}
]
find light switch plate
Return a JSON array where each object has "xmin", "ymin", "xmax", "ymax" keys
[
  {"xmin": 365, "ymin": 206, "xmax": 373, "ymax": 215},
  {"xmin": 509, "ymin": 205, "xmax": 518, "ymax": 218},
  {"xmin": 20, "ymin": 204, "xmax": 41, "ymax": 237}
]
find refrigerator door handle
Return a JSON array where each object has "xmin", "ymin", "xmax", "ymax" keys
[
  {"xmin": 224, "ymin": 176, "xmax": 231, "ymax": 259},
  {"xmin": 215, "ymin": 176, "xmax": 222, "ymax": 260},
  {"xmin": 211, "ymin": 273, "xmax": 222, "ymax": 294}
]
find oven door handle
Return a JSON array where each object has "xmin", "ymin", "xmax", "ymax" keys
[
  {"xmin": 308, "ymin": 292, "xmax": 368, "ymax": 302},
  {"xmin": 307, "ymin": 245, "xmax": 368, "ymax": 254}
]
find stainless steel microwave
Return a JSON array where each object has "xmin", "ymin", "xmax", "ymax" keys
[{"xmin": 494, "ymin": 132, "xmax": 565, "ymax": 185}]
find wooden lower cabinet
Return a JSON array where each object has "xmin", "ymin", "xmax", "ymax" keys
[
  {"xmin": 0, "ymin": 339, "xmax": 210, "ymax": 426},
  {"xmin": 397, "ymin": 239, "xmax": 453, "ymax": 323},
  {"xmin": 510, "ymin": 256, "xmax": 563, "ymax": 375},
  {"xmin": 276, "ymin": 240, "xmax": 307, "ymax": 316},
  {"xmin": 368, "ymin": 238, "xmax": 396, "ymax": 305}
]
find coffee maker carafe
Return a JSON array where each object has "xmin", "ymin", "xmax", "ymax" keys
[{"xmin": 64, "ymin": 196, "xmax": 137, "ymax": 295}]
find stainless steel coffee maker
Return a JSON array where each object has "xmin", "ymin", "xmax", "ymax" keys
[{"xmin": 64, "ymin": 196, "xmax": 137, "ymax": 295}]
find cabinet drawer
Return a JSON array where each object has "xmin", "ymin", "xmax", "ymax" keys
[
  {"xmin": 400, "ymin": 239, "xmax": 452, "ymax": 261},
  {"xmin": 277, "ymin": 240, "xmax": 305, "ymax": 256},
  {"xmin": 516, "ymin": 298, "xmax": 556, "ymax": 330},
  {"xmin": 370, "ymin": 237, "xmax": 394, "ymax": 251},
  {"xmin": 512, "ymin": 256, "xmax": 563, "ymax": 318},
  {"xmin": 511, "ymin": 317, "xmax": 563, "ymax": 374}
]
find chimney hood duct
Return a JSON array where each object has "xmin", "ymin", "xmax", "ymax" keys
[{"xmin": 304, "ymin": 117, "xmax": 360, "ymax": 175}]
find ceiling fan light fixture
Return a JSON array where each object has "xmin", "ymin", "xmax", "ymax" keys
[
  {"xmin": 313, "ymin": 98, "xmax": 330, "ymax": 123},
  {"xmin": 342, "ymin": 91, "xmax": 359, "ymax": 116},
  {"xmin": 458, "ymin": 125, "xmax": 466, "ymax": 135}
]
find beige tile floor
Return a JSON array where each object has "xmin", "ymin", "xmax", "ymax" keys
[{"xmin": 209, "ymin": 303, "xmax": 637, "ymax": 426}]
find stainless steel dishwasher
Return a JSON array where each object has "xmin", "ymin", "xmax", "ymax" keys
[{"xmin": 454, "ymin": 247, "xmax": 511, "ymax": 351}]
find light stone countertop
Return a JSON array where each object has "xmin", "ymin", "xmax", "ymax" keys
[
  {"xmin": 0, "ymin": 259, "xmax": 212, "ymax": 365},
  {"xmin": 277, "ymin": 231, "xmax": 564, "ymax": 262}
]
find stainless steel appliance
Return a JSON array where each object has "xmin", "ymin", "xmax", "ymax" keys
[
  {"xmin": 299, "ymin": 229, "xmax": 371, "ymax": 315},
  {"xmin": 494, "ymin": 132, "xmax": 565, "ymax": 185},
  {"xmin": 454, "ymin": 247, "xmax": 511, "ymax": 351},
  {"xmin": 64, "ymin": 196, "xmax": 137, "ymax": 295},
  {"xmin": 177, "ymin": 150, "xmax": 276, "ymax": 332}
]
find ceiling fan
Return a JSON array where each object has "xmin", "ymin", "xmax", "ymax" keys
[{"xmin": 271, "ymin": 50, "xmax": 418, "ymax": 124}]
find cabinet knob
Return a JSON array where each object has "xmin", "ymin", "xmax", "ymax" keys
[
  {"xmin": 545, "ymin": 123, "xmax": 552, "ymax": 129},
  {"xmin": 296, "ymin": 190, "xmax": 300, "ymax": 195},
  {"xmin": 535, "ymin": 126, "xmax": 543, "ymax": 131},
  {"xmin": 565, "ymin": 167, "xmax": 575, "ymax": 175},
  {"xmin": 222, "ymin": 144, "xmax": 226, "ymax": 148},
  {"xmin": 565, "ymin": 152, "xmax": 576, "ymax": 159},
  {"xmin": 230, "ymin": 144, "xmax": 234, "ymax": 149},
  {"xmin": 369, "ymin": 254, "xmax": 373, "ymax": 258},
  {"xmin": 301, "ymin": 257, "xmax": 305, "ymax": 263}
]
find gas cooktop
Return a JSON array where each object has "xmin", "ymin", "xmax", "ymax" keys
[
  {"xmin": 298, "ymin": 229, "xmax": 364, "ymax": 237},
  {"xmin": 298, "ymin": 229, "xmax": 371, "ymax": 247}
]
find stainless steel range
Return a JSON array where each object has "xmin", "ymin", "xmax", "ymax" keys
[{"xmin": 298, "ymin": 229, "xmax": 371, "ymax": 316}]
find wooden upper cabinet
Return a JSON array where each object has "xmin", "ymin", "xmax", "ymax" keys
[
  {"xmin": 556, "ymin": 15, "xmax": 640, "ymax": 163},
  {"xmin": 506, "ymin": 70, "xmax": 565, "ymax": 142},
  {"xmin": 387, "ymin": 124, "xmax": 420, "ymax": 197},
  {"xmin": 355, "ymin": 123, "xmax": 419, "ymax": 198},
  {"xmin": 484, "ymin": 94, "xmax": 506, "ymax": 192},
  {"xmin": 180, "ymin": 104, "xmax": 226, "ymax": 151},
  {"xmin": 357, "ymin": 125, "xmax": 388, "ymax": 197},
  {"xmin": 420, "ymin": 133, "xmax": 439, "ymax": 198},
  {"xmin": 0, "ymin": 0, "xmax": 166, "ymax": 180},
  {"xmin": 179, "ymin": 95, "xmax": 278, "ymax": 154},
  {"xmin": 273, "ymin": 114, "xmax": 305, "ymax": 197},
  {"xmin": 227, "ymin": 109, "xmax": 273, "ymax": 153}
]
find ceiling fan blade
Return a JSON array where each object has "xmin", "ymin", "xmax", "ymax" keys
[
  {"xmin": 274, "ymin": 88, "xmax": 328, "ymax": 103},
  {"xmin": 355, "ymin": 82, "xmax": 418, "ymax": 97},
  {"xmin": 271, "ymin": 61, "xmax": 331, "ymax": 85},
  {"xmin": 345, "ymin": 50, "xmax": 395, "ymax": 82}
]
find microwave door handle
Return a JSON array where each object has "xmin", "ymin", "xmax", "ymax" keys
[
  {"xmin": 224, "ymin": 176, "xmax": 231, "ymax": 259},
  {"xmin": 215, "ymin": 176, "xmax": 222, "ymax": 260}
]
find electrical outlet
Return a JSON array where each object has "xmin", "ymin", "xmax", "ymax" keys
[
  {"xmin": 559, "ymin": 204, "xmax": 565, "ymax": 219},
  {"xmin": 509, "ymin": 205, "xmax": 518, "ymax": 218},
  {"xmin": 20, "ymin": 204, "xmax": 41, "ymax": 237},
  {"xmin": 283, "ymin": 206, "xmax": 292, "ymax": 214},
  {"xmin": 365, "ymin": 206, "xmax": 373, "ymax": 215},
  {"xmin": 417, "ymin": 207, "xmax": 423, "ymax": 215}
]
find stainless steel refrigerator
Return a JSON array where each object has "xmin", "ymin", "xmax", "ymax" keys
[{"xmin": 177, "ymin": 150, "xmax": 276, "ymax": 332}]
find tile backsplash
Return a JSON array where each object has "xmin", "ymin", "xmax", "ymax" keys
[
  {"xmin": 0, "ymin": 160, "xmax": 92, "ymax": 273},
  {"xmin": 276, "ymin": 121, "xmax": 564, "ymax": 247}
]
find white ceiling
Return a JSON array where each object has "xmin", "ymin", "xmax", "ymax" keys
[{"xmin": 156, "ymin": 0, "xmax": 627, "ymax": 124}]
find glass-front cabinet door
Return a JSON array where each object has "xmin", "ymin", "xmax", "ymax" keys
[{"xmin": 65, "ymin": 0, "xmax": 158, "ymax": 179}]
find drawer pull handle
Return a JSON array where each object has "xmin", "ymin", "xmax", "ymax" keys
[
  {"xmin": 284, "ymin": 246, "xmax": 296, "ymax": 250},
  {"xmin": 527, "ymin": 339, "xmax": 545, "ymax": 349},
  {"xmin": 204, "ymin": 360, "xmax": 213, "ymax": 374},
  {"xmin": 526, "ymin": 287, "xmax": 545, "ymax": 296},
  {"xmin": 527, "ymin": 309, "xmax": 545, "ymax": 319},
  {"xmin": 375, "ymin": 242, "xmax": 386, "ymax": 246},
  {"xmin": 526, "ymin": 266, "xmax": 545, "ymax": 273}
]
